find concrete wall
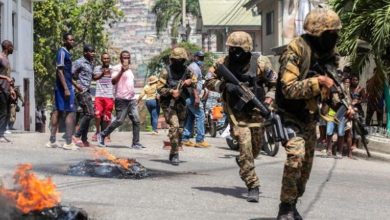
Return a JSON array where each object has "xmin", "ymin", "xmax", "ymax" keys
[
  {"xmin": 106, "ymin": 0, "xmax": 202, "ymax": 87},
  {"xmin": 0, "ymin": 0, "xmax": 35, "ymax": 131},
  {"xmin": 258, "ymin": 0, "xmax": 281, "ymax": 55}
]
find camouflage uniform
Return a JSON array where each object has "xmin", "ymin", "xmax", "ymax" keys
[
  {"xmin": 276, "ymin": 8, "xmax": 342, "ymax": 218},
  {"xmin": 9, "ymin": 86, "xmax": 23, "ymax": 129},
  {"xmin": 206, "ymin": 31, "xmax": 277, "ymax": 190},
  {"xmin": 157, "ymin": 48, "xmax": 197, "ymax": 157}
]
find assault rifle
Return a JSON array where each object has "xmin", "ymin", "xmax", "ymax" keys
[
  {"xmin": 217, "ymin": 64, "xmax": 293, "ymax": 144},
  {"xmin": 312, "ymin": 63, "xmax": 371, "ymax": 157},
  {"xmin": 169, "ymin": 80, "xmax": 185, "ymax": 108}
]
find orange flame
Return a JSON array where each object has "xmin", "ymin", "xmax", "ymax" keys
[
  {"xmin": 0, "ymin": 164, "xmax": 60, "ymax": 213},
  {"xmin": 93, "ymin": 149, "xmax": 133, "ymax": 170}
]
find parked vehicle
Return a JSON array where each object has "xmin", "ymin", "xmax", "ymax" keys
[{"xmin": 205, "ymin": 104, "xmax": 228, "ymax": 137}]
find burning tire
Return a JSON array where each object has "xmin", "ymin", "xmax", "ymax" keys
[{"xmin": 68, "ymin": 159, "xmax": 149, "ymax": 179}]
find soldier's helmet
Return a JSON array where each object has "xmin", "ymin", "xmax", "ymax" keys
[
  {"xmin": 170, "ymin": 47, "xmax": 188, "ymax": 60},
  {"xmin": 226, "ymin": 31, "xmax": 253, "ymax": 52},
  {"xmin": 303, "ymin": 8, "xmax": 342, "ymax": 36}
]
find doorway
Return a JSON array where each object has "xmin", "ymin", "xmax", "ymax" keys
[{"xmin": 23, "ymin": 78, "xmax": 30, "ymax": 131}]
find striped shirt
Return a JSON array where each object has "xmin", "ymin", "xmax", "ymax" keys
[{"xmin": 94, "ymin": 65, "xmax": 114, "ymax": 98}]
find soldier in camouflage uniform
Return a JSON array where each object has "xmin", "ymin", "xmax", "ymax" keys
[
  {"xmin": 205, "ymin": 31, "xmax": 277, "ymax": 203},
  {"xmin": 8, "ymin": 79, "xmax": 24, "ymax": 130},
  {"xmin": 157, "ymin": 47, "xmax": 198, "ymax": 166},
  {"xmin": 275, "ymin": 8, "xmax": 354, "ymax": 220}
]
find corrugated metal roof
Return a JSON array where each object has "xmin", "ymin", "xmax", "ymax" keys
[{"xmin": 199, "ymin": 0, "xmax": 261, "ymax": 27}]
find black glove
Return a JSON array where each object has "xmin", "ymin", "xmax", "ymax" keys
[{"xmin": 225, "ymin": 83, "xmax": 240, "ymax": 93}]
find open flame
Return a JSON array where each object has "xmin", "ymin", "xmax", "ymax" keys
[
  {"xmin": 0, "ymin": 164, "xmax": 60, "ymax": 214},
  {"xmin": 93, "ymin": 149, "xmax": 133, "ymax": 170}
]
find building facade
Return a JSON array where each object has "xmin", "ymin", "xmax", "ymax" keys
[
  {"xmin": 198, "ymin": 0, "xmax": 262, "ymax": 53},
  {"xmin": 0, "ymin": 0, "xmax": 36, "ymax": 131},
  {"xmin": 246, "ymin": 0, "xmax": 326, "ymax": 55}
]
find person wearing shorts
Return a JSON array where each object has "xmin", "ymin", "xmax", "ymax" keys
[
  {"xmin": 46, "ymin": 33, "xmax": 78, "ymax": 150},
  {"xmin": 92, "ymin": 53, "xmax": 114, "ymax": 142}
]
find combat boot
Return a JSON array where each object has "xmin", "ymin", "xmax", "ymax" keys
[
  {"xmin": 169, "ymin": 153, "xmax": 179, "ymax": 166},
  {"xmin": 277, "ymin": 202, "xmax": 295, "ymax": 220},
  {"xmin": 293, "ymin": 200, "xmax": 303, "ymax": 220},
  {"xmin": 247, "ymin": 186, "xmax": 259, "ymax": 203}
]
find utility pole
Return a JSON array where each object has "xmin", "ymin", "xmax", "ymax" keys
[
  {"xmin": 180, "ymin": 0, "xmax": 187, "ymax": 42},
  {"xmin": 182, "ymin": 0, "xmax": 186, "ymax": 25}
]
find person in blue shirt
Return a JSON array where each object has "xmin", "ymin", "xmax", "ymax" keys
[
  {"xmin": 181, "ymin": 51, "xmax": 210, "ymax": 148},
  {"xmin": 46, "ymin": 33, "xmax": 78, "ymax": 150}
]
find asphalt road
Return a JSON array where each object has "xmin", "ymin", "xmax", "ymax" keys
[{"xmin": 0, "ymin": 131, "xmax": 389, "ymax": 220}]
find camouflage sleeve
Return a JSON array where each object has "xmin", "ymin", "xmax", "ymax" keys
[
  {"xmin": 279, "ymin": 40, "xmax": 321, "ymax": 99},
  {"xmin": 257, "ymin": 56, "xmax": 277, "ymax": 100},
  {"xmin": 156, "ymin": 68, "xmax": 171, "ymax": 97},
  {"xmin": 16, "ymin": 88, "xmax": 23, "ymax": 103},
  {"xmin": 205, "ymin": 57, "xmax": 225, "ymax": 93},
  {"xmin": 186, "ymin": 68, "xmax": 198, "ymax": 89}
]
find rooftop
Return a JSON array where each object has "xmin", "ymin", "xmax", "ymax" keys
[{"xmin": 199, "ymin": 0, "xmax": 261, "ymax": 27}]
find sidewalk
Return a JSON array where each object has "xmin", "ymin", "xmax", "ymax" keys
[{"xmin": 353, "ymin": 135, "xmax": 390, "ymax": 162}]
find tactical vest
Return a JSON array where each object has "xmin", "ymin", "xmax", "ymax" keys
[
  {"xmin": 161, "ymin": 65, "xmax": 190, "ymax": 105},
  {"xmin": 225, "ymin": 53, "xmax": 265, "ymax": 113},
  {"xmin": 275, "ymin": 36, "xmax": 321, "ymax": 123}
]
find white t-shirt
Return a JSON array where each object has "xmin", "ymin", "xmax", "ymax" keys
[{"xmin": 111, "ymin": 64, "xmax": 135, "ymax": 100}]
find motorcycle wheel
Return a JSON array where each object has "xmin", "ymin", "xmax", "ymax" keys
[
  {"xmin": 262, "ymin": 127, "xmax": 280, "ymax": 157},
  {"xmin": 226, "ymin": 136, "xmax": 239, "ymax": 150}
]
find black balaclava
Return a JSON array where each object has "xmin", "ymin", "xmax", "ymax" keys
[
  {"xmin": 228, "ymin": 47, "xmax": 251, "ymax": 76},
  {"xmin": 171, "ymin": 58, "xmax": 186, "ymax": 73},
  {"xmin": 304, "ymin": 30, "xmax": 339, "ymax": 54},
  {"xmin": 229, "ymin": 47, "xmax": 251, "ymax": 65},
  {"xmin": 319, "ymin": 30, "xmax": 339, "ymax": 52}
]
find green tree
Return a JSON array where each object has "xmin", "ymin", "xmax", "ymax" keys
[
  {"xmin": 152, "ymin": 0, "xmax": 200, "ymax": 43},
  {"xmin": 33, "ymin": 0, "xmax": 123, "ymax": 107},
  {"xmin": 330, "ymin": 0, "xmax": 390, "ymax": 132}
]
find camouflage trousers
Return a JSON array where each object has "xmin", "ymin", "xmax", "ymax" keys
[
  {"xmin": 280, "ymin": 122, "xmax": 316, "ymax": 203},
  {"xmin": 162, "ymin": 102, "xmax": 186, "ymax": 154},
  {"xmin": 9, "ymin": 104, "xmax": 17, "ymax": 123},
  {"xmin": 231, "ymin": 125, "xmax": 264, "ymax": 189}
]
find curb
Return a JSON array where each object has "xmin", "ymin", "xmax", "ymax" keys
[{"xmin": 352, "ymin": 148, "xmax": 390, "ymax": 162}]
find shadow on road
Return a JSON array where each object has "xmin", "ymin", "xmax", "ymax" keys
[
  {"xmin": 302, "ymin": 158, "xmax": 338, "ymax": 217},
  {"xmin": 105, "ymin": 145, "xmax": 131, "ymax": 149},
  {"xmin": 149, "ymin": 159, "xmax": 188, "ymax": 165},
  {"xmin": 249, "ymin": 218, "xmax": 276, "ymax": 220},
  {"xmin": 192, "ymin": 186, "xmax": 247, "ymax": 199},
  {"xmin": 219, "ymin": 154, "xmax": 238, "ymax": 159}
]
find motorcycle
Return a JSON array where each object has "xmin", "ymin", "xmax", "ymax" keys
[
  {"xmin": 205, "ymin": 104, "xmax": 228, "ymax": 137},
  {"xmin": 222, "ymin": 124, "xmax": 280, "ymax": 157}
]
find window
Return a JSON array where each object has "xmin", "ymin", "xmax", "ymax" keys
[{"xmin": 266, "ymin": 11, "xmax": 274, "ymax": 35}]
